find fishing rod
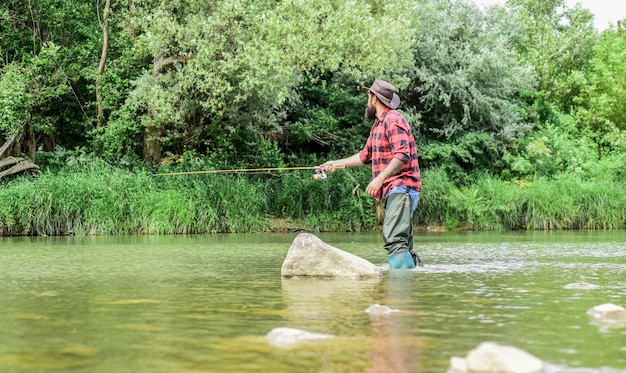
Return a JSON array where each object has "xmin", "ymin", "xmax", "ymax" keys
[{"xmin": 153, "ymin": 165, "xmax": 341, "ymax": 180}]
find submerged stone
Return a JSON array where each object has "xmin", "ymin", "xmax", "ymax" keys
[
  {"xmin": 365, "ymin": 303, "xmax": 399, "ymax": 316},
  {"xmin": 109, "ymin": 299, "xmax": 161, "ymax": 305},
  {"xmin": 281, "ymin": 233, "xmax": 382, "ymax": 279},
  {"xmin": 265, "ymin": 327, "xmax": 334, "ymax": 348},
  {"xmin": 563, "ymin": 282, "xmax": 599, "ymax": 290},
  {"xmin": 59, "ymin": 345, "xmax": 98, "ymax": 357}
]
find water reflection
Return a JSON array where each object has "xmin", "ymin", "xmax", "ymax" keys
[
  {"xmin": 280, "ymin": 278, "xmax": 379, "ymax": 330},
  {"xmin": 280, "ymin": 270, "xmax": 423, "ymax": 372},
  {"xmin": 367, "ymin": 270, "xmax": 423, "ymax": 373}
]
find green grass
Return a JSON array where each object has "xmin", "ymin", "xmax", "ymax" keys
[
  {"xmin": 440, "ymin": 173, "xmax": 626, "ymax": 231},
  {"xmin": 1, "ymin": 161, "xmax": 625, "ymax": 236},
  {"xmin": 0, "ymin": 160, "xmax": 268, "ymax": 235}
]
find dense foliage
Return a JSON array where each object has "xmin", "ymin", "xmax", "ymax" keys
[{"xmin": 1, "ymin": 0, "xmax": 625, "ymax": 235}]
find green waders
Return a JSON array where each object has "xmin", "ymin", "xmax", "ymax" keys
[{"xmin": 383, "ymin": 191, "xmax": 424, "ymax": 268}]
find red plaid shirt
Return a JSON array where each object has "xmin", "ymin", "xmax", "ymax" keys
[{"xmin": 359, "ymin": 108, "xmax": 422, "ymax": 200}]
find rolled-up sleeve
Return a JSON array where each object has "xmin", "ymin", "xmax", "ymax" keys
[{"xmin": 389, "ymin": 125, "xmax": 411, "ymax": 164}]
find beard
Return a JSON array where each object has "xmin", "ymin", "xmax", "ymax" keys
[{"xmin": 364, "ymin": 103, "xmax": 377, "ymax": 120}]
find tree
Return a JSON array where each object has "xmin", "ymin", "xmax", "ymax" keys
[
  {"xmin": 96, "ymin": 0, "xmax": 112, "ymax": 128},
  {"xmin": 506, "ymin": 0, "xmax": 596, "ymax": 111},
  {"xmin": 401, "ymin": 0, "xmax": 536, "ymax": 180},
  {"xmin": 584, "ymin": 25, "xmax": 626, "ymax": 131},
  {"xmin": 98, "ymin": 0, "xmax": 415, "ymax": 165},
  {"xmin": 0, "ymin": 0, "xmax": 102, "ymax": 157},
  {"xmin": 0, "ymin": 44, "xmax": 72, "ymax": 160}
]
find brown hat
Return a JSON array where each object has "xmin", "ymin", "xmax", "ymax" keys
[{"xmin": 363, "ymin": 79, "xmax": 400, "ymax": 109}]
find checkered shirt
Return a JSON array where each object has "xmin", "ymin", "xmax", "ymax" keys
[{"xmin": 359, "ymin": 108, "xmax": 422, "ymax": 200}]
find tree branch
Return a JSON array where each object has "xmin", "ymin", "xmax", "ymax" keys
[
  {"xmin": 96, "ymin": 0, "xmax": 111, "ymax": 128},
  {"xmin": 0, "ymin": 133, "xmax": 22, "ymax": 159}
]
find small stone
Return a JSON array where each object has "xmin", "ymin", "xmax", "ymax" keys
[
  {"xmin": 265, "ymin": 327, "xmax": 334, "ymax": 348},
  {"xmin": 563, "ymin": 282, "xmax": 599, "ymax": 290},
  {"xmin": 365, "ymin": 303, "xmax": 399, "ymax": 316},
  {"xmin": 447, "ymin": 356, "xmax": 468, "ymax": 373}
]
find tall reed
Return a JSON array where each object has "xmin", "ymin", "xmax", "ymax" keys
[
  {"xmin": 1, "ymin": 160, "xmax": 624, "ymax": 236},
  {"xmin": 0, "ymin": 160, "xmax": 268, "ymax": 235},
  {"xmin": 443, "ymin": 173, "xmax": 626, "ymax": 231},
  {"xmin": 267, "ymin": 167, "xmax": 376, "ymax": 231}
]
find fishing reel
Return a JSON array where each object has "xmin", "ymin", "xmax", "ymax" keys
[{"xmin": 313, "ymin": 166, "xmax": 327, "ymax": 181}]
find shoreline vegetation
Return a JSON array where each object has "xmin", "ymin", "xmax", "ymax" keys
[
  {"xmin": 2, "ymin": 0, "xmax": 626, "ymax": 237},
  {"xmin": 1, "ymin": 158, "xmax": 624, "ymax": 237}
]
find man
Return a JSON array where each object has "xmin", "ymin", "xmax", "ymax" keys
[{"xmin": 321, "ymin": 79, "xmax": 423, "ymax": 269}]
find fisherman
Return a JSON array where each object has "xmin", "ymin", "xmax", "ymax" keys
[{"xmin": 320, "ymin": 79, "xmax": 423, "ymax": 269}]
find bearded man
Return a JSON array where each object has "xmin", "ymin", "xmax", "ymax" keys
[{"xmin": 321, "ymin": 79, "xmax": 423, "ymax": 269}]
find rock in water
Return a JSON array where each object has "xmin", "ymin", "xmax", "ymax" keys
[
  {"xmin": 466, "ymin": 342, "xmax": 543, "ymax": 373},
  {"xmin": 281, "ymin": 233, "xmax": 382, "ymax": 279},
  {"xmin": 265, "ymin": 327, "xmax": 334, "ymax": 347},
  {"xmin": 563, "ymin": 282, "xmax": 599, "ymax": 290},
  {"xmin": 365, "ymin": 303, "xmax": 399, "ymax": 316},
  {"xmin": 448, "ymin": 342, "xmax": 543, "ymax": 373},
  {"xmin": 587, "ymin": 303, "xmax": 626, "ymax": 321}
]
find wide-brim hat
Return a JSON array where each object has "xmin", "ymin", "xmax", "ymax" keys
[{"xmin": 363, "ymin": 79, "xmax": 400, "ymax": 109}]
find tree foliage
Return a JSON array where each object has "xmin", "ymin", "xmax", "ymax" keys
[
  {"xmin": 96, "ymin": 0, "xmax": 415, "ymax": 165},
  {"xmin": 0, "ymin": 0, "xmax": 625, "ymax": 184},
  {"xmin": 0, "ymin": 43, "xmax": 72, "ymax": 140},
  {"xmin": 506, "ymin": 0, "xmax": 596, "ymax": 111},
  {"xmin": 0, "ymin": 0, "xmax": 100, "ymax": 149},
  {"xmin": 399, "ymin": 0, "xmax": 535, "ymax": 181},
  {"xmin": 583, "ymin": 26, "xmax": 626, "ymax": 131}
]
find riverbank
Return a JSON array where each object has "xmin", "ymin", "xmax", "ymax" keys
[{"xmin": 261, "ymin": 217, "xmax": 450, "ymax": 234}]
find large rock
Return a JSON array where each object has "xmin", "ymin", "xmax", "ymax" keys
[
  {"xmin": 281, "ymin": 233, "xmax": 382, "ymax": 279},
  {"xmin": 448, "ymin": 342, "xmax": 543, "ymax": 373},
  {"xmin": 587, "ymin": 303, "xmax": 626, "ymax": 321}
]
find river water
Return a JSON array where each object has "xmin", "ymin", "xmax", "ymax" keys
[{"xmin": 0, "ymin": 231, "xmax": 625, "ymax": 372}]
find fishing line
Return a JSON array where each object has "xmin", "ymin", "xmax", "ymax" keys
[
  {"xmin": 153, "ymin": 166, "xmax": 343, "ymax": 180},
  {"xmin": 154, "ymin": 166, "xmax": 315, "ymax": 177}
]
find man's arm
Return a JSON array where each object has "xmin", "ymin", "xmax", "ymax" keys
[{"xmin": 320, "ymin": 153, "xmax": 364, "ymax": 172}]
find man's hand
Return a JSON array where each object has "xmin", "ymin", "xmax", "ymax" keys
[
  {"xmin": 365, "ymin": 158, "xmax": 404, "ymax": 198},
  {"xmin": 320, "ymin": 161, "xmax": 341, "ymax": 173},
  {"xmin": 366, "ymin": 177, "xmax": 383, "ymax": 198}
]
